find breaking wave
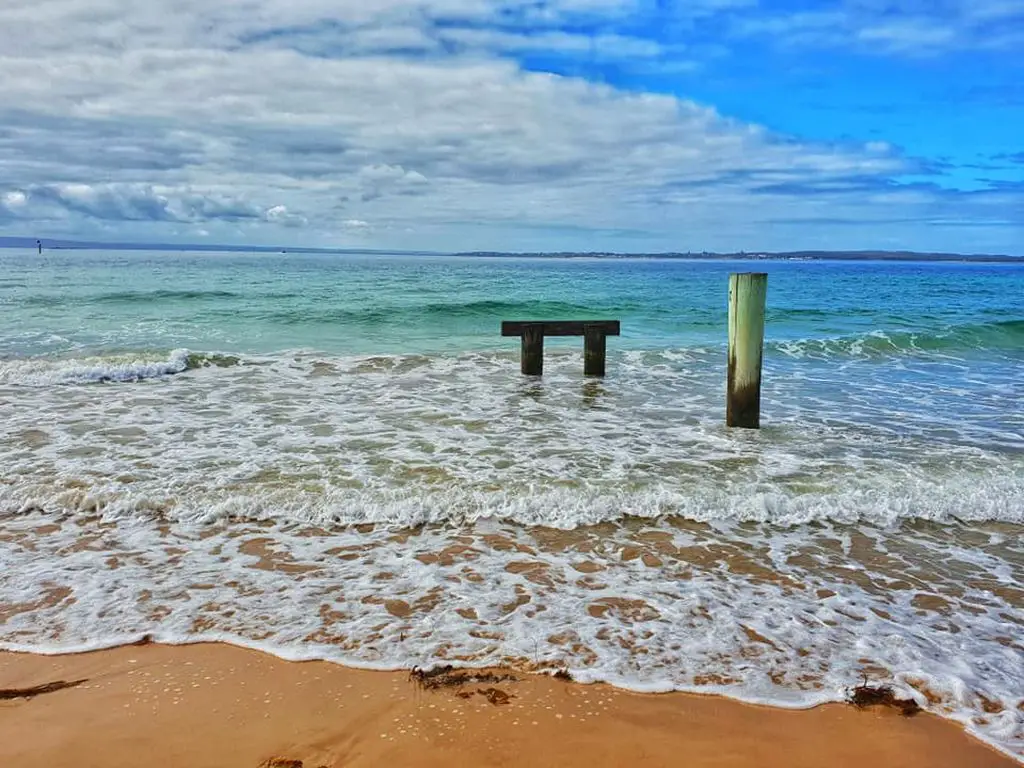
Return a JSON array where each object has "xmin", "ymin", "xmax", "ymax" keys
[
  {"xmin": 0, "ymin": 349, "xmax": 242, "ymax": 386},
  {"xmin": 772, "ymin": 319, "xmax": 1024, "ymax": 359}
]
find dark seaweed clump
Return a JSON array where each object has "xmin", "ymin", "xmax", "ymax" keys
[
  {"xmin": 847, "ymin": 681, "xmax": 921, "ymax": 717},
  {"xmin": 409, "ymin": 665, "xmax": 517, "ymax": 691}
]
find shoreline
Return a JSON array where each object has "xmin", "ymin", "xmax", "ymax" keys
[
  {"xmin": 4, "ymin": 240, "xmax": 1023, "ymax": 262},
  {"xmin": 0, "ymin": 642, "xmax": 1016, "ymax": 768}
]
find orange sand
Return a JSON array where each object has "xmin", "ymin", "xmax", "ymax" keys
[{"xmin": 0, "ymin": 642, "xmax": 1014, "ymax": 768}]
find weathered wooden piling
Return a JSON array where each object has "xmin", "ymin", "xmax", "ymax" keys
[
  {"xmin": 583, "ymin": 324, "xmax": 607, "ymax": 377},
  {"xmin": 502, "ymin": 320, "xmax": 620, "ymax": 377},
  {"xmin": 521, "ymin": 323, "xmax": 545, "ymax": 376},
  {"xmin": 727, "ymin": 272, "xmax": 767, "ymax": 428}
]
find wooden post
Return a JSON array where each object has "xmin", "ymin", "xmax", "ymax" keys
[
  {"xmin": 583, "ymin": 324, "xmax": 607, "ymax": 377},
  {"xmin": 727, "ymin": 273, "xmax": 767, "ymax": 428},
  {"xmin": 521, "ymin": 324, "xmax": 544, "ymax": 376}
]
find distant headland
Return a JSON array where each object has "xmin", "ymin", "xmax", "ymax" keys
[
  {"xmin": 1, "ymin": 237, "xmax": 1020, "ymax": 263},
  {"xmin": 454, "ymin": 249, "xmax": 1024, "ymax": 263}
]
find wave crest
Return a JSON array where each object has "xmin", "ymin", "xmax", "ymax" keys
[
  {"xmin": 0, "ymin": 349, "xmax": 241, "ymax": 386},
  {"xmin": 772, "ymin": 320, "xmax": 1024, "ymax": 359}
]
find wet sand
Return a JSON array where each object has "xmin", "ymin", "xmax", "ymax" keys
[{"xmin": 0, "ymin": 643, "xmax": 1015, "ymax": 768}]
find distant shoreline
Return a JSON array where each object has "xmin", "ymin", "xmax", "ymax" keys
[
  {"xmin": 1, "ymin": 237, "xmax": 1021, "ymax": 263},
  {"xmin": 455, "ymin": 250, "xmax": 1024, "ymax": 263}
]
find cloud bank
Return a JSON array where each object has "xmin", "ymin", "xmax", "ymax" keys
[{"xmin": 0, "ymin": 0, "xmax": 1021, "ymax": 252}]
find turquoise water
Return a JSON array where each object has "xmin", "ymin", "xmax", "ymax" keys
[
  {"xmin": 3, "ymin": 250, "xmax": 1023, "ymax": 358},
  {"xmin": 2, "ymin": 251, "xmax": 1021, "ymax": 453},
  {"xmin": 1, "ymin": 250, "xmax": 1023, "ymax": 757}
]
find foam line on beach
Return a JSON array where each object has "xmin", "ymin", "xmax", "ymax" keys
[
  {"xmin": 2, "ymin": 475, "xmax": 1024, "ymax": 527},
  {"xmin": 2, "ymin": 642, "xmax": 1016, "ymax": 768},
  {"xmin": 1, "ymin": 514, "xmax": 1022, "ymax": 758}
]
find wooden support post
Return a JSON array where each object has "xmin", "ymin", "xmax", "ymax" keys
[
  {"xmin": 727, "ymin": 272, "xmax": 767, "ymax": 428},
  {"xmin": 521, "ymin": 324, "xmax": 544, "ymax": 376},
  {"xmin": 583, "ymin": 324, "xmax": 607, "ymax": 377}
]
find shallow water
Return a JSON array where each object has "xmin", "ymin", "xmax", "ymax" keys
[{"xmin": 1, "ymin": 251, "xmax": 1022, "ymax": 757}]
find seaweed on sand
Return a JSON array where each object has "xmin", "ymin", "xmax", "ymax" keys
[
  {"xmin": 0, "ymin": 679, "xmax": 88, "ymax": 700},
  {"xmin": 409, "ymin": 665, "xmax": 517, "ymax": 691},
  {"xmin": 846, "ymin": 679, "xmax": 921, "ymax": 717}
]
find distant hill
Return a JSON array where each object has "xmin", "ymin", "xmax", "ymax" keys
[
  {"xmin": 454, "ymin": 249, "xmax": 1024, "ymax": 263},
  {"xmin": 1, "ymin": 237, "xmax": 1020, "ymax": 262}
]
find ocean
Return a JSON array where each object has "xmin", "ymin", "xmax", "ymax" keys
[{"xmin": 1, "ymin": 250, "xmax": 1022, "ymax": 757}]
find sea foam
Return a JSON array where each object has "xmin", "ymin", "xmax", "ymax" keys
[
  {"xmin": 1, "ymin": 348, "xmax": 1022, "ymax": 760},
  {"xmin": 1, "ymin": 514, "xmax": 1021, "ymax": 759},
  {"xmin": 0, "ymin": 349, "xmax": 242, "ymax": 386}
]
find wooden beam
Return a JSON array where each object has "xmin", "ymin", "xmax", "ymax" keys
[
  {"xmin": 727, "ymin": 273, "xmax": 767, "ymax": 428},
  {"xmin": 502, "ymin": 320, "xmax": 620, "ymax": 337}
]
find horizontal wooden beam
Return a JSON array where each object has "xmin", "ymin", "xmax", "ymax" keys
[{"xmin": 501, "ymin": 320, "xmax": 620, "ymax": 337}]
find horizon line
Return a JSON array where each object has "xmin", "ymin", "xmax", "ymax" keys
[{"xmin": 1, "ymin": 237, "xmax": 1021, "ymax": 262}]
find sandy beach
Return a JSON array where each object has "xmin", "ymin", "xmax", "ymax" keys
[{"xmin": 0, "ymin": 642, "xmax": 1015, "ymax": 768}]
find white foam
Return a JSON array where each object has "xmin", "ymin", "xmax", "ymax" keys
[
  {"xmin": 1, "ymin": 349, "xmax": 1021, "ymax": 527},
  {"xmin": 1, "ymin": 349, "xmax": 1022, "ymax": 759},
  {"xmin": 1, "ymin": 514, "xmax": 1021, "ymax": 758},
  {"xmin": 0, "ymin": 348, "xmax": 192, "ymax": 385}
]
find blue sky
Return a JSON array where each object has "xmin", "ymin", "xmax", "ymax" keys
[{"xmin": 0, "ymin": 0, "xmax": 1022, "ymax": 253}]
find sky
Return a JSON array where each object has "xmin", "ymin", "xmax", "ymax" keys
[{"xmin": 0, "ymin": 0, "xmax": 1022, "ymax": 254}]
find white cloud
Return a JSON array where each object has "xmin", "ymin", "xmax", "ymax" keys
[
  {"xmin": 732, "ymin": 0, "xmax": 1024, "ymax": 55},
  {"xmin": 436, "ymin": 28, "xmax": 665, "ymax": 58},
  {"xmin": 856, "ymin": 21, "xmax": 957, "ymax": 51},
  {"xmin": 3, "ymin": 191, "xmax": 27, "ymax": 208},
  {"xmin": 0, "ymin": 0, "xmax": 1019, "ymax": 252},
  {"xmin": 2, "ymin": 183, "xmax": 285, "ymax": 226},
  {"xmin": 264, "ymin": 204, "xmax": 308, "ymax": 227}
]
